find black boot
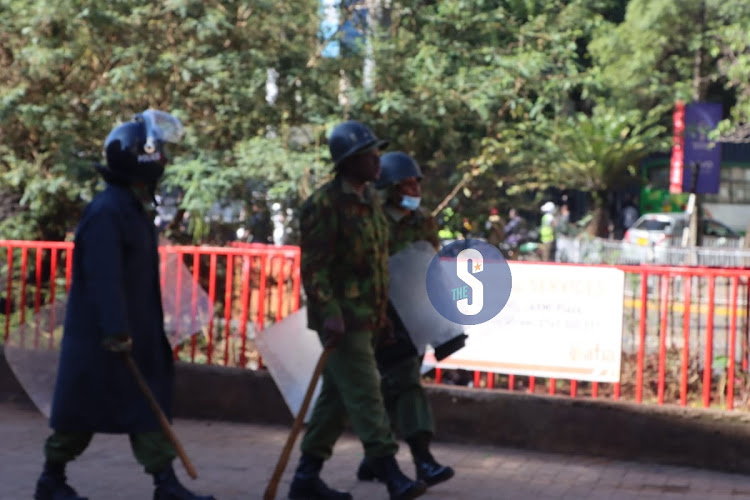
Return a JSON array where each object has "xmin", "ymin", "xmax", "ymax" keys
[
  {"xmin": 356, "ymin": 457, "xmax": 377, "ymax": 481},
  {"xmin": 288, "ymin": 453, "xmax": 352, "ymax": 500},
  {"xmin": 361, "ymin": 455, "xmax": 426, "ymax": 500},
  {"xmin": 152, "ymin": 465, "xmax": 216, "ymax": 500},
  {"xmin": 34, "ymin": 462, "xmax": 88, "ymax": 500},
  {"xmin": 406, "ymin": 433, "xmax": 455, "ymax": 487}
]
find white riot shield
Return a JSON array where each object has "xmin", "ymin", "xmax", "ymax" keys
[
  {"xmin": 388, "ymin": 240, "xmax": 466, "ymax": 358},
  {"xmin": 160, "ymin": 251, "xmax": 214, "ymax": 347},
  {"xmin": 255, "ymin": 307, "xmax": 322, "ymax": 422},
  {"xmin": 4, "ymin": 255, "xmax": 212, "ymax": 418},
  {"xmin": 4, "ymin": 300, "xmax": 66, "ymax": 417}
]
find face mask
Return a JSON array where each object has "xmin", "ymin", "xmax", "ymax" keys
[{"xmin": 400, "ymin": 195, "xmax": 421, "ymax": 211}]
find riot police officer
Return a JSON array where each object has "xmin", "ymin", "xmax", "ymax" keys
[
  {"xmin": 356, "ymin": 151, "xmax": 454, "ymax": 488},
  {"xmin": 290, "ymin": 121, "xmax": 426, "ymax": 500},
  {"xmin": 34, "ymin": 111, "xmax": 216, "ymax": 500}
]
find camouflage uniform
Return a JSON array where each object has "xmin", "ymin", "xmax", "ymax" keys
[
  {"xmin": 387, "ymin": 207, "xmax": 440, "ymax": 255},
  {"xmin": 379, "ymin": 206, "xmax": 439, "ymax": 440},
  {"xmin": 299, "ymin": 176, "xmax": 398, "ymax": 459}
]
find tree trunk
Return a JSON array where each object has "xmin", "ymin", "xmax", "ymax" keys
[{"xmin": 587, "ymin": 192, "xmax": 610, "ymax": 238}]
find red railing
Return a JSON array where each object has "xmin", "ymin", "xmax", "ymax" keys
[
  {"xmin": 1, "ymin": 240, "xmax": 301, "ymax": 369},
  {"xmin": 433, "ymin": 262, "xmax": 750, "ymax": 411},
  {"xmin": 4, "ymin": 240, "xmax": 750, "ymax": 411}
]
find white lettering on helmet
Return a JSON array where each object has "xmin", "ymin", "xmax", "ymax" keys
[{"xmin": 137, "ymin": 152, "xmax": 162, "ymax": 163}]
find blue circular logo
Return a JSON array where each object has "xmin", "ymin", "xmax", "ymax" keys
[{"xmin": 426, "ymin": 239, "xmax": 512, "ymax": 325}]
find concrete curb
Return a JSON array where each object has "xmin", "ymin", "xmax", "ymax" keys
[{"xmin": 3, "ymin": 347, "xmax": 750, "ymax": 474}]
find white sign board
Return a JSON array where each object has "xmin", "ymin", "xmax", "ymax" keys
[
  {"xmin": 427, "ymin": 264, "xmax": 624, "ymax": 383},
  {"xmin": 256, "ymin": 307, "xmax": 323, "ymax": 422}
]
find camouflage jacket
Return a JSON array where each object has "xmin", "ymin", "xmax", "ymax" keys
[
  {"xmin": 385, "ymin": 206, "xmax": 440, "ymax": 255},
  {"xmin": 300, "ymin": 176, "xmax": 389, "ymax": 333}
]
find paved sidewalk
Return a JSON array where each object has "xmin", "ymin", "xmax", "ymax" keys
[{"xmin": 4, "ymin": 403, "xmax": 750, "ymax": 500}]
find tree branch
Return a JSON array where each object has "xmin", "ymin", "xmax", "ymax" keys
[{"xmin": 431, "ymin": 172, "xmax": 471, "ymax": 218}]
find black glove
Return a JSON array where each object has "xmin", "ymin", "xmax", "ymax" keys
[
  {"xmin": 102, "ymin": 333, "xmax": 133, "ymax": 353},
  {"xmin": 322, "ymin": 315, "xmax": 346, "ymax": 348}
]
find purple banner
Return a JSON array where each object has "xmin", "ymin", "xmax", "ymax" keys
[{"xmin": 682, "ymin": 102, "xmax": 722, "ymax": 194}]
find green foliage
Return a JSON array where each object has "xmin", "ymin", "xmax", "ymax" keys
[
  {"xmin": 589, "ymin": 0, "xmax": 750, "ymax": 136},
  {"xmin": 0, "ymin": 0, "xmax": 336, "ymax": 241},
  {"xmin": 2, "ymin": 0, "xmax": 750, "ymax": 242},
  {"xmin": 162, "ymin": 124, "xmax": 331, "ymax": 242},
  {"xmin": 479, "ymin": 106, "xmax": 668, "ymax": 194}
]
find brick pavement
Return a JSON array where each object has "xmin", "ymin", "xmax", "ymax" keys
[{"xmin": 4, "ymin": 403, "xmax": 750, "ymax": 500}]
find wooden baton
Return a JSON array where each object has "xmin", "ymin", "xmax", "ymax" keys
[
  {"xmin": 123, "ymin": 353, "xmax": 199, "ymax": 479},
  {"xmin": 263, "ymin": 346, "xmax": 334, "ymax": 500}
]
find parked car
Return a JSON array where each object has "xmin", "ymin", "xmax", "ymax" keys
[
  {"xmin": 625, "ymin": 213, "xmax": 741, "ymax": 245},
  {"xmin": 622, "ymin": 212, "xmax": 743, "ymax": 264}
]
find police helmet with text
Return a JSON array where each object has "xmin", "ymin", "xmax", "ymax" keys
[{"xmin": 99, "ymin": 110, "xmax": 184, "ymax": 186}]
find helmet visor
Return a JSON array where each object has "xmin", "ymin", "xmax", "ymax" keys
[{"xmin": 138, "ymin": 109, "xmax": 185, "ymax": 148}]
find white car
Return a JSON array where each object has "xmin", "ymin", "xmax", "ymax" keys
[{"xmin": 622, "ymin": 212, "xmax": 742, "ymax": 264}]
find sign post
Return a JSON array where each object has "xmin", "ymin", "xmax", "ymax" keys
[{"xmin": 669, "ymin": 101, "xmax": 685, "ymax": 194}]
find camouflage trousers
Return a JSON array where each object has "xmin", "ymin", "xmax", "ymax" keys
[
  {"xmin": 380, "ymin": 356, "xmax": 435, "ymax": 440},
  {"xmin": 301, "ymin": 329, "xmax": 398, "ymax": 459}
]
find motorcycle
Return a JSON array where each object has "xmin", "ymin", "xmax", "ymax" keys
[{"xmin": 498, "ymin": 229, "xmax": 541, "ymax": 261}]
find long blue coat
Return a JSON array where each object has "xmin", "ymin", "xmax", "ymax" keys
[{"xmin": 50, "ymin": 184, "xmax": 174, "ymax": 433}]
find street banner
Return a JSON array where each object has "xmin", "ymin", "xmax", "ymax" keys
[
  {"xmin": 426, "ymin": 263, "xmax": 625, "ymax": 383},
  {"xmin": 681, "ymin": 102, "xmax": 722, "ymax": 194}
]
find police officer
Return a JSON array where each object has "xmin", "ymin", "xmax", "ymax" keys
[
  {"xmin": 289, "ymin": 121, "xmax": 426, "ymax": 500},
  {"xmin": 34, "ymin": 111, "xmax": 215, "ymax": 500},
  {"xmin": 355, "ymin": 151, "xmax": 454, "ymax": 488}
]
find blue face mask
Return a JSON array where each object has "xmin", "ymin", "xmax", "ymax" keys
[{"xmin": 400, "ymin": 195, "xmax": 421, "ymax": 211}]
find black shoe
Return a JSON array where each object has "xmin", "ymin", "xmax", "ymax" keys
[
  {"xmin": 152, "ymin": 466, "xmax": 216, "ymax": 500},
  {"xmin": 406, "ymin": 431, "xmax": 454, "ymax": 486},
  {"xmin": 34, "ymin": 470, "xmax": 87, "ymax": 500},
  {"xmin": 288, "ymin": 453, "xmax": 352, "ymax": 500},
  {"xmin": 361, "ymin": 455, "xmax": 426, "ymax": 500},
  {"xmin": 356, "ymin": 457, "xmax": 377, "ymax": 482},
  {"xmin": 415, "ymin": 457, "xmax": 454, "ymax": 486}
]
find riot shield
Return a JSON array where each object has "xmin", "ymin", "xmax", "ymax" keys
[
  {"xmin": 160, "ymin": 251, "xmax": 214, "ymax": 346},
  {"xmin": 388, "ymin": 240, "xmax": 467, "ymax": 359},
  {"xmin": 4, "ymin": 254, "xmax": 213, "ymax": 418},
  {"xmin": 255, "ymin": 307, "xmax": 322, "ymax": 422}
]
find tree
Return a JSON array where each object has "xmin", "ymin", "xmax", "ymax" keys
[
  {"xmin": 589, "ymin": 0, "xmax": 750, "ymax": 137},
  {"xmin": 347, "ymin": 0, "xmax": 631, "ymax": 218},
  {"xmin": 479, "ymin": 105, "xmax": 668, "ymax": 234},
  {"xmin": 0, "ymin": 0, "xmax": 338, "ymax": 241}
]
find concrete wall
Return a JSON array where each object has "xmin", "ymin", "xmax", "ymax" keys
[{"xmin": 4, "ymin": 348, "xmax": 750, "ymax": 474}]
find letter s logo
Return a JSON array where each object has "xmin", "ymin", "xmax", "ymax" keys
[{"xmin": 456, "ymin": 248, "xmax": 483, "ymax": 315}]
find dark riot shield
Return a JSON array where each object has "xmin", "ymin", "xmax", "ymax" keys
[{"xmin": 388, "ymin": 240, "xmax": 467, "ymax": 359}]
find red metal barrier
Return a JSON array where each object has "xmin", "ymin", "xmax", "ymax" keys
[
  {"xmin": 430, "ymin": 262, "xmax": 750, "ymax": 411},
  {"xmin": 5, "ymin": 239, "xmax": 750, "ymax": 412},
  {"xmin": 614, "ymin": 265, "xmax": 750, "ymax": 410},
  {"xmin": 1, "ymin": 241, "xmax": 301, "ymax": 369}
]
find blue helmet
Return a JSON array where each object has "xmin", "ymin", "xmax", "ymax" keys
[
  {"xmin": 328, "ymin": 120, "xmax": 388, "ymax": 168},
  {"xmin": 375, "ymin": 152, "xmax": 422, "ymax": 189}
]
